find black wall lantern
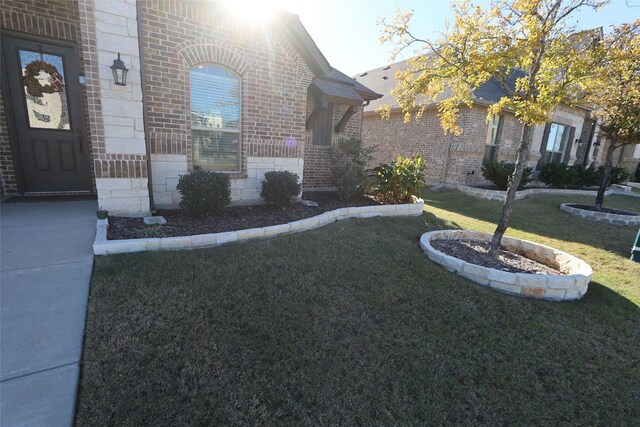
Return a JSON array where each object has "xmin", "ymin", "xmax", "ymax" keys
[{"xmin": 110, "ymin": 52, "xmax": 128, "ymax": 86}]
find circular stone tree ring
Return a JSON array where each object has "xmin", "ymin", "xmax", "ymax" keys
[
  {"xmin": 560, "ymin": 203, "xmax": 640, "ymax": 226},
  {"xmin": 420, "ymin": 230, "xmax": 592, "ymax": 301}
]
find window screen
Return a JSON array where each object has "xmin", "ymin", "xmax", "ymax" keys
[{"xmin": 190, "ymin": 65, "xmax": 240, "ymax": 171}]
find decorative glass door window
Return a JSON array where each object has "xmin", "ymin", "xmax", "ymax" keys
[
  {"xmin": 190, "ymin": 65, "xmax": 240, "ymax": 172},
  {"xmin": 544, "ymin": 123, "xmax": 570, "ymax": 164},
  {"xmin": 483, "ymin": 115, "xmax": 503, "ymax": 164},
  {"xmin": 19, "ymin": 50, "xmax": 70, "ymax": 130}
]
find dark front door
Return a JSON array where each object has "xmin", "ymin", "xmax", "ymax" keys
[{"xmin": 2, "ymin": 35, "xmax": 91, "ymax": 193}]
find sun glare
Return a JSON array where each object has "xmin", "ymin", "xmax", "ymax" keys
[
  {"xmin": 220, "ymin": 0, "xmax": 308, "ymax": 23},
  {"xmin": 222, "ymin": 0, "xmax": 278, "ymax": 22}
]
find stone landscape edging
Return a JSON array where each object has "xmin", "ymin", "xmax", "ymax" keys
[
  {"xmin": 626, "ymin": 182, "xmax": 640, "ymax": 189},
  {"xmin": 560, "ymin": 203, "xmax": 640, "ymax": 226},
  {"xmin": 419, "ymin": 230, "xmax": 592, "ymax": 301},
  {"xmin": 457, "ymin": 184, "xmax": 613, "ymax": 201},
  {"xmin": 94, "ymin": 201, "xmax": 424, "ymax": 255}
]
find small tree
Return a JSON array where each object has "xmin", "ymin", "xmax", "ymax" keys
[
  {"xmin": 584, "ymin": 20, "xmax": 640, "ymax": 210},
  {"xmin": 380, "ymin": 0, "xmax": 606, "ymax": 256},
  {"xmin": 329, "ymin": 137, "xmax": 376, "ymax": 200}
]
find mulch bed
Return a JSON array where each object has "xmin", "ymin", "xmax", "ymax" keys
[
  {"xmin": 432, "ymin": 239, "xmax": 563, "ymax": 275},
  {"xmin": 107, "ymin": 192, "xmax": 379, "ymax": 240},
  {"xmin": 568, "ymin": 204, "xmax": 639, "ymax": 216}
]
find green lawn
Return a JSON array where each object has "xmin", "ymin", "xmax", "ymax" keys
[{"xmin": 76, "ymin": 191, "xmax": 640, "ymax": 425}]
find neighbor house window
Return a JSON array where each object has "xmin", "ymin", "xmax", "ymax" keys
[
  {"xmin": 483, "ymin": 115, "xmax": 503, "ymax": 164},
  {"xmin": 312, "ymin": 103, "xmax": 333, "ymax": 146},
  {"xmin": 190, "ymin": 64, "xmax": 240, "ymax": 172},
  {"xmin": 542, "ymin": 122, "xmax": 572, "ymax": 164}
]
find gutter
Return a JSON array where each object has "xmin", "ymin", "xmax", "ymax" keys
[{"xmin": 136, "ymin": 0, "xmax": 155, "ymax": 211}]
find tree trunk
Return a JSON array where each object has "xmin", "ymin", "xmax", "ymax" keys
[
  {"xmin": 488, "ymin": 125, "xmax": 532, "ymax": 257},
  {"xmin": 595, "ymin": 140, "xmax": 617, "ymax": 211}
]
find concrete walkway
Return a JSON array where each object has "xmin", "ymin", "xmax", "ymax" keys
[{"xmin": 1, "ymin": 200, "xmax": 96, "ymax": 426}]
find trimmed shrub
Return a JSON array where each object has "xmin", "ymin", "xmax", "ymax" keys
[
  {"xmin": 481, "ymin": 161, "xmax": 532, "ymax": 190},
  {"xmin": 372, "ymin": 155, "xmax": 427, "ymax": 204},
  {"xmin": 261, "ymin": 170, "xmax": 301, "ymax": 208},
  {"xmin": 568, "ymin": 164, "xmax": 599, "ymax": 187},
  {"xmin": 540, "ymin": 163, "xmax": 629, "ymax": 188},
  {"xmin": 539, "ymin": 163, "xmax": 572, "ymax": 188},
  {"xmin": 598, "ymin": 165, "xmax": 630, "ymax": 185},
  {"xmin": 330, "ymin": 137, "xmax": 376, "ymax": 200},
  {"xmin": 176, "ymin": 169, "xmax": 231, "ymax": 216}
]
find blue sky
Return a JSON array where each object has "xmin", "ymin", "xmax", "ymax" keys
[{"xmin": 281, "ymin": 0, "xmax": 640, "ymax": 76}]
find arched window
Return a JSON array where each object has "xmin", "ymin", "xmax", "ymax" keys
[{"xmin": 190, "ymin": 64, "xmax": 240, "ymax": 172}]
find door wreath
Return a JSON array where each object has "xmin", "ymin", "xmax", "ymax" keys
[{"xmin": 22, "ymin": 60, "xmax": 64, "ymax": 97}]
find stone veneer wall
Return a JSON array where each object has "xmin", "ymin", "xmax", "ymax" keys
[
  {"xmin": 1, "ymin": 0, "xmax": 94, "ymax": 196},
  {"xmin": 362, "ymin": 103, "xmax": 589, "ymax": 185},
  {"xmin": 303, "ymin": 99, "xmax": 364, "ymax": 190},
  {"xmin": 139, "ymin": 1, "xmax": 314, "ymax": 207},
  {"xmin": 82, "ymin": 0, "xmax": 150, "ymax": 215}
]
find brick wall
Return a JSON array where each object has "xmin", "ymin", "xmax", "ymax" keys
[
  {"xmin": 594, "ymin": 140, "xmax": 640, "ymax": 179},
  {"xmin": 303, "ymin": 100, "xmax": 364, "ymax": 189},
  {"xmin": 362, "ymin": 104, "xmax": 591, "ymax": 185},
  {"xmin": 139, "ymin": 0, "xmax": 314, "ymax": 205},
  {"xmin": 1, "ymin": 0, "xmax": 94, "ymax": 196},
  {"xmin": 363, "ymin": 106, "xmax": 523, "ymax": 184}
]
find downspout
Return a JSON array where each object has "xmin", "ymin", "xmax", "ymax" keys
[
  {"xmin": 361, "ymin": 101, "xmax": 369, "ymax": 137},
  {"xmin": 136, "ymin": 0, "xmax": 155, "ymax": 211},
  {"xmin": 441, "ymin": 133, "xmax": 453, "ymax": 183}
]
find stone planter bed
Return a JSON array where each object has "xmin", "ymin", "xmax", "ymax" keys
[
  {"xmin": 94, "ymin": 195, "xmax": 424, "ymax": 255},
  {"xmin": 108, "ymin": 192, "xmax": 377, "ymax": 240},
  {"xmin": 420, "ymin": 230, "xmax": 592, "ymax": 301},
  {"xmin": 560, "ymin": 203, "xmax": 640, "ymax": 226},
  {"xmin": 457, "ymin": 184, "xmax": 613, "ymax": 201}
]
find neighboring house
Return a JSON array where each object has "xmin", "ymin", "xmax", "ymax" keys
[
  {"xmin": 0, "ymin": 0, "xmax": 381, "ymax": 214},
  {"xmin": 354, "ymin": 59, "xmax": 638, "ymax": 185}
]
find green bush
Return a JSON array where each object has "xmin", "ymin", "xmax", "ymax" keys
[
  {"xmin": 330, "ymin": 137, "xmax": 376, "ymax": 200},
  {"xmin": 597, "ymin": 165, "xmax": 630, "ymax": 185},
  {"xmin": 540, "ymin": 163, "xmax": 629, "ymax": 188},
  {"xmin": 540, "ymin": 163, "xmax": 601, "ymax": 188},
  {"xmin": 176, "ymin": 169, "xmax": 231, "ymax": 216},
  {"xmin": 372, "ymin": 155, "xmax": 427, "ymax": 204},
  {"xmin": 568, "ymin": 165, "xmax": 599, "ymax": 187},
  {"xmin": 260, "ymin": 170, "xmax": 301, "ymax": 208},
  {"xmin": 481, "ymin": 161, "xmax": 532, "ymax": 191},
  {"xmin": 539, "ymin": 163, "xmax": 572, "ymax": 188}
]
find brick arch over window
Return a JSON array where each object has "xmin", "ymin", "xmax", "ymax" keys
[{"xmin": 176, "ymin": 41, "xmax": 252, "ymax": 77}]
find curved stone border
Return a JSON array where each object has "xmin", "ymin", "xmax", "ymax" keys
[
  {"xmin": 560, "ymin": 203, "xmax": 640, "ymax": 226},
  {"xmin": 94, "ymin": 201, "xmax": 424, "ymax": 255},
  {"xmin": 419, "ymin": 230, "xmax": 592, "ymax": 301},
  {"xmin": 626, "ymin": 182, "xmax": 640, "ymax": 190},
  {"xmin": 457, "ymin": 184, "xmax": 613, "ymax": 201}
]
